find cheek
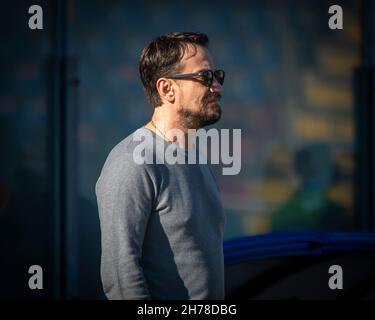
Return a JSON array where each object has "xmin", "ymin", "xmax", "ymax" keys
[
  {"xmin": 192, "ymin": 87, "xmax": 208, "ymax": 106},
  {"xmin": 183, "ymin": 90, "xmax": 203, "ymax": 108},
  {"xmin": 179, "ymin": 83, "xmax": 208, "ymax": 109},
  {"xmin": 189, "ymin": 96, "xmax": 204, "ymax": 110}
]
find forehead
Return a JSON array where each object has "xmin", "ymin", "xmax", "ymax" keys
[{"xmin": 179, "ymin": 44, "xmax": 215, "ymax": 72}]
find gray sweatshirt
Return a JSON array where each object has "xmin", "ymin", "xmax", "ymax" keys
[{"xmin": 95, "ymin": 126, "xmax": 226, "ymax": 300}]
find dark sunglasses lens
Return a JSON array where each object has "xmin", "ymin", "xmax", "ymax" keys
[
  {"xmin": 202, "ymin": 71, "xmax": 213, "ymax": 86},
  {"xmin": 214, "ymin": 70, "xmax": 225, "ymax": 85}
]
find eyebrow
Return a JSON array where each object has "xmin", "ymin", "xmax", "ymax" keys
[
  {"xmin": 195, "ymin": 68, "xmax": 212, "ymax": 73},
  {"xmin": 173, "ymin": 69, "xmax": 210, "ymax": 76}
]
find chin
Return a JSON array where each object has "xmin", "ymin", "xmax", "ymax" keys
[{"xmin": 200, "ymin": 106, "xmax": 222, "ymax": 128}]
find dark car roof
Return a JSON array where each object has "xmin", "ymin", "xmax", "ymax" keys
[{"xmin": 224, "ymin": 231, "xmax": 375, "ymax": 265}]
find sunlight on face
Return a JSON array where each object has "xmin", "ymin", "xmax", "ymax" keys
[{"xmin": 175, "ymin": 44, "xmax": 223, "ymax": 129}]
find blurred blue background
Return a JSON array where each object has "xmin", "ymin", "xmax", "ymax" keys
[{"xmin": 0, "ymin": 0, "xmax": 374, "ymax": 299}]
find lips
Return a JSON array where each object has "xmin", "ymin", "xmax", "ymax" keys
[{"xmin": 203, "ymin": 93, "xmax": 221, "ymax": 106}]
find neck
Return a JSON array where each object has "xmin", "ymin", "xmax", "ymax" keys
[{"xmin": 145, "ymin": 107, "xmax": 196, "ymax": 150}]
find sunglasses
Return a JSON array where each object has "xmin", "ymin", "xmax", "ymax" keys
[{"xmin": 166, "ymin": 69, "xmax": 225, "ymax": 87}]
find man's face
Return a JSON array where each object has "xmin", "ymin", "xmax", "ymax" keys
[{"xmin": 174, "ymin": 44, "xmax": 223, "ymax": 129}]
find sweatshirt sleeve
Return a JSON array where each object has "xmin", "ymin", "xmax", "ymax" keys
[{"xmin": 95, "ymin": 152, "xmax": 155, "ymax": 300}]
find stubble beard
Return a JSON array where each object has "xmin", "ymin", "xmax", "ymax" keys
[{"xmin": 177, "ymin": 93, "xmax": 222, "ymax": 130}]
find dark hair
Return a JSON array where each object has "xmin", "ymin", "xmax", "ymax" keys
[{"xmin": 139, "ymin": 32, "xmax": 209, "ymax": 107}]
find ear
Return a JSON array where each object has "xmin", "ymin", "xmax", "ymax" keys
[{"xmin": 156, "ymin": 78, "xmax": 175, "ymax": 103}]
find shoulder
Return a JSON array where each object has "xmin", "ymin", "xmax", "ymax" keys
[
  {"xmin": 108, "ymin": 127, "xmax": 154, "ymax": 157},
  {"xmin": 95, "ymin": 129, "xmax": 159, "ymax": 206},
  {"xmin": 103, "ymin": 127, "xmax": 154, "ymax": 164},
  {"xmin": 98, "ymin": 127, "xmax": 157, "ymax": 182}
]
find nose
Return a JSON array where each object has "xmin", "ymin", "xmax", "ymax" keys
[{"xmin": 210, "ymin": 77, "xmax": 223, "ymax": 94}]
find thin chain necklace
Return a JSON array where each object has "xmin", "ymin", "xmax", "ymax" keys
[{"xmin": 150, "ymin": 120, "xmax": 175, "ymax": 143}]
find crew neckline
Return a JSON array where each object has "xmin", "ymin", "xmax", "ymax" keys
[{"xmin": 142, "ymin": 126, "xmax": 197, "ymax": 155}]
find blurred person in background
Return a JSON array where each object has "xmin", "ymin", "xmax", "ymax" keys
[{"xmin": 271, "ymin": 143, "xmax": 352, "ymax": 231}]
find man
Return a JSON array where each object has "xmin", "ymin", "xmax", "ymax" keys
[{"xmin": 96, "ymin": 32, "xmax": 226, "ymax": 300}]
